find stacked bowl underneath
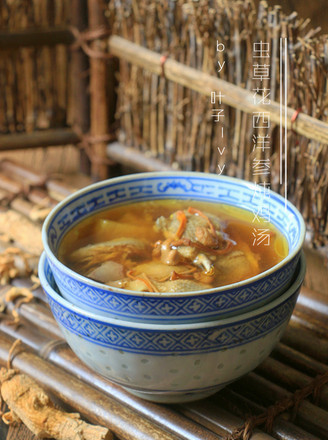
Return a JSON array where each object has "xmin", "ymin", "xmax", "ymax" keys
[{"xmin": 39, "ymin": 252, "xmax": 305, "ymax": 403}]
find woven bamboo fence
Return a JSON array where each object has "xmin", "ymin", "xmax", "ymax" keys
[
  {"xmin": 0, "ymin": 0, "xmax": 73, "ymax": 134},
  {"xmin": 105, "ymin": 0, "xmax": 328, "ymax": 248},
  {"xmin": 0, "ymin": 0, "xmax": 111, "ymax": 179}
]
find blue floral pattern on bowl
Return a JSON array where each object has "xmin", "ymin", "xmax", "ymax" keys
[
  {"xmin": 39, "ymin": 252, "xmax": 305, "ymax": 403},
  {"xmin": 42, "ymin": 172, "xmax": 305, "ymax": 323}
]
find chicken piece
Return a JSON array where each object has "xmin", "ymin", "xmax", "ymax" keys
[
  {"xmin": 67, "ymin": 238, "xmax": 150, "ymax": 274},
  {"xmin": 132, "ymin": 261, "xmax": 195, "ymax": 281},
  {"xmin": 153, "ymin": 238, "xmax": 217, "ymax": 273},
  {"xmin": 108, "ymin": 278, "xmax": 211, "ymax": 293},
  {"xmin": 193, "ymin": 253, "xmax": 213, "ymax": 273},
  {"xmin": 155, "ymin": 279, "xmax": 211, "ymax": 293},
  {"xmin": 154, "ymin": 208, "xmax": 230, "ymax": 271},
  {"xmin": 153, "ymin": 238, "xmax": 195, "ymax": 265},
  {"xmin": 87, "ymin": 260, "xmax": 124, "ymax": 283},
  {"xmin": 215, "ymin": 247, "xmax": 260, "ymax": 286},
  {"xmin": 155, "ymin": 209, "xmax": 222, "ymax": 244}
]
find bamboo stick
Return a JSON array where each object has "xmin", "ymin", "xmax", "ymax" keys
[
  {"xmin": 187, "ymin": 5, "xmax": 203, "ymax": 171},
  {"xmin": 107, "ymin": 143, "xmax": 177, "ymax": 172},
  {"xmin": 149, "ymin": 72, "xmax": 158, "ymax": 158},
  {"xmin": 292, "ymin": 309, "xmax": 328, "ymax": 337},
  {"xmin": 27, "ymin": 188, "xmax": 57, "ymax": 208},
  {"xmin": 273, "ymin": 343, "xmax": 328, "ymax": 377},
  {"xmin": 12, "ymin": 50, "xmax": 24, "ymax": 132},
  {"xmin": 167, "ymin": 1, "xmax": 180, "ymax": 168},
  {"xmin": 45, "ymin": 178, "xmax": 80, "ymax": 200},
  {"xmin": 296, "ymin": 286, "xmax": 328, "ymax": 319},
  {"xmin": 175, "ymin": 14, "xmax": 188, "ymax": 170},
  {"xmin": 178, "ymin": 400, "xmax": 275, "ymax": 440},
  {"xmin": 147, "ymin": 5, "xmax": 158, "ymax": 159},
  {"xmin": 130, "ymin": 64, "xmax": 142, "ymax": 149},
  {"xmin": 69, "ymin": 0, "xmax": 91, "ymax": 175},
  {"xmin": 41, "ymin": 3, "xmax": 55, "ymax": 132},
  {"xmin": 108, "ymin": 35, "xmax": 328, "ymax": 145},
  {"xmin": 230, "ymin": 373, "xmax": 328, "ymax": 438},
  {"xmin": 0, "ymin": 159, "xmax": 46, "ymax": 186},
  {"xmin": 129, "ymin": 1, "xmax": 143, "ymax": 151},
  {"xmin": 5, "ymin": 51, "xmax": 16, "ymax": 133},
  {"xmin": 34, "ymin": 43, "xmax": 49, "ymax": 130},
  {"xmin": 0, "ymin": 128, "xmax": 80, "ymax": 150},
  {"xmin": 156, "ymin": 2, "xmax": 169, "ymax": 162},
  {"xmin": 231, "ymin": 4, "xmax": 242, "ymax": 166},
  {"xmin": 0, "ymin": 188, "xmax": 14, "ymax": 206},
  {"xmin": 0, "ymin": 27, "xmax": 75, "ymax": 48},
  {"xmin": 88, "ymin": 0, "xmax": 109, "ymax": 181},
  {"xmin": 9, "ymin": 1, "xmax": 25, "ymax": 131},
  {"xmin": 4, "ymin": 301, "xmax": 62, "ymax": 341},
  {"xmin": 191, "ymin": 0, "xmax": 209, "ymax": 172},
  {"xmin": 198, "ymin": 10, "xmax": 212, "ymax": 174},
  {"xmin": 22, "ymin": 43, "xmax": 36, "ymax": 132},
  {"xmin": 54, "ymin": 4, "xmax": 68, "ymax": 134},
  {"xmin": 0, "ymin": 313, "xmax": 56, "ymax": 353},
  {"xmin": 282, "ymin": 326, "xmax": 328, "ymax": 364},
  {"xmin": 10, "ymin": 198, "xmax": 37, "ymax": 219},
  {"xmin": 0, "ymin": 54, "xmax": 6, "ymax": 133},
  {"xmin": 255, "ymin": 357, "xmax": 328, "ymax": 409},
  {"xmin": 215, "ymin": 388, "xmax": 321, "ymax": 440},
  {"xmin": 0, "ymin": 173, "xmax": 23, "ymax": 194}
]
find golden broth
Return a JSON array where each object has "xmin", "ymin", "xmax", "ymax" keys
[{"xmin": 59, "ymin": 200, "xmax": 288, "ymax": 292}]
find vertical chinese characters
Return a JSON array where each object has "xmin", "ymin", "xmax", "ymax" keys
[{"xmin": 251, "ymin": 41, "xmax": 272, "ymax": 247}]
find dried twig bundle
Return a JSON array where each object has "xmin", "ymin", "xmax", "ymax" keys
[
  {"xmin": 0, "ymin": 248, "xmax": 38, "ymax": 285},
  {"xmin": 0, "ymin": 367, "xmax": 112, "ymax": 440}
]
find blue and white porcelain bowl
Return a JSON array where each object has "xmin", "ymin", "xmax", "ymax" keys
[
  {"xmin": 39, "ymin": 252, "xmax": 305, "ymax": 403},
  {"xmin": 42, "ymin": 172, "xmax": 305, "ymax": 323}
]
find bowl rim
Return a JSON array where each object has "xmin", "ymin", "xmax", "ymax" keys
[
  {"xmin": 39, "ymin": 251, "xmax": 306, "ymax": 330},
  {"xmin": 42, "ymin": 171, "xmax": 306, "ymax": 298}
]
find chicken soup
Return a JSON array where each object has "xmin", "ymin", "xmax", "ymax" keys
[{"xmin": 58, "ymin": 200, "xmax": 288, "ymax": 293}]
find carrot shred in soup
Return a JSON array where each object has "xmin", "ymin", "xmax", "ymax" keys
[{"xmin": 58, "ymin": 200, "xmax": 288, "ymax": 293}]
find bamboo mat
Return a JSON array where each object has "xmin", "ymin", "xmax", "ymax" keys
[{"xmin": 0, "ymin": 159, "xmax": 327, "ymax": 440}]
